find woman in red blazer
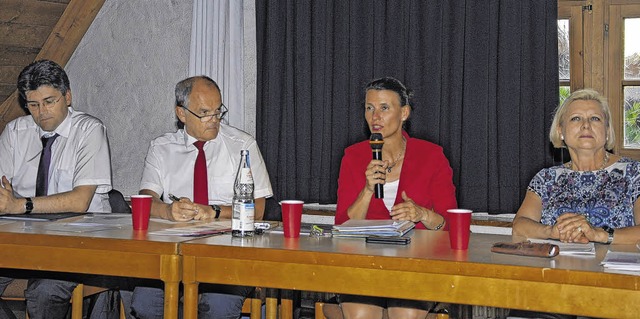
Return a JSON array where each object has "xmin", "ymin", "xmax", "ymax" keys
[{"xmin": 335, "ymin": 77, "xmax": 457, "ymax": 319}]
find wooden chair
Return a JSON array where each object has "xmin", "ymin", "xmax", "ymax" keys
[
  {"xmin": 241, "ymin": 294, "xmax": 263, "ymax": 319},
  {"xmin": 239, "ymin": 287, "xmax": 264, "ymax": 319},
  {"xmin": 109, "ymin": 189, "xmax": 131, "ymax": 214},
  {"xmin": 314, "ymin": 301, "xmax": 450, "ymax": 319},
  {"xmin": 507, "ymin": 309, "xmax": 576, "ymax": 319},
  {"xmin": 0, "ymin": 280, "xmax": 122, "ymax": 319}
]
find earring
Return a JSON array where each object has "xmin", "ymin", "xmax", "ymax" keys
[{"xmin": 561, "ymin": 135, "xmax": 564, "ymax": 140}]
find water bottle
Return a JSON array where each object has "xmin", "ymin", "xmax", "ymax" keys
[{"xmin": 232, "ymin": 150, "xmax": 255, "ymax": 237}]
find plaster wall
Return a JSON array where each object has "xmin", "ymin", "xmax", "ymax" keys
[{"xmin": 66, "ymin": 0, "xmax": 192, "ymax": 196}]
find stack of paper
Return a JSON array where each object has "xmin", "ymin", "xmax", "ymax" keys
[
  {"xmin": 332, "ymin": 220, "xmax": 415, "ymax": 238},
  {"xmin": 0, "ymin": 212, "xmax": 86, "ymax": 222},
  {"xmin": 148, "ymin": 221, "xmax": 232, "ymax": 237},
  {"xmin": 601, "ymin": 250, "xmax": 640, "ymax": 274},
  {"xmin": 528, "ymin": 239, "xmax": 596, "ymax": 256}
]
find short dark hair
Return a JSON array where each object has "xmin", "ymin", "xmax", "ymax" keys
[
  {"xmin": 17, "ymin": 60, "xmax": 70, "ymax": 110},
  {"xmin": 365, "ymin": 77, "xmax": 413, "ymax": 107}
]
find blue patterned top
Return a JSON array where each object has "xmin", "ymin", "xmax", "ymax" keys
[{"xmin": 528, "ymin": 157, "xmax": 640, "ymax": 228}]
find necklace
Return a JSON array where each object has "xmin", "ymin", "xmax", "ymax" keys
[
  {"xmin": 387, "ymin": 138, "xmax": 406, "ymax": 173},
  {"xmin": 564, "ymin": 151, "xmax": 610, "ymax": 171}
]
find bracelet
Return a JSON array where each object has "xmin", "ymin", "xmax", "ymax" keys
[{"xmin": 426, "ymin": 215, "xmax": 445, "ymax": 231}]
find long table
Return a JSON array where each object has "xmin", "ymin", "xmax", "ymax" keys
[
  {"xmin": 0, "ymin": 215, "xmax": 191, "ymax": 319},
  {"xmin": 181, "ymin": 230, "xmax": 640, "ymax": 319}
]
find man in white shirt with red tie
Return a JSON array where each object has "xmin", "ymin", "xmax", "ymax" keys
[
  {"xmin": 0, "ymin": 60, "xmax": 112, "ymax": 318},
  {"xmin": 125, "ymin": 75, "xmax": 273, "ymax": 318}
]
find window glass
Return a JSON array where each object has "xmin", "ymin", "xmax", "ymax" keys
[
  {"xmin": 624, "ymin": 18, "xmax": 640, "ymax": 80},
  {"xmin": 558, "ymin": 19, "xmax": 570, "ymax": 82},
  {"xmin": 624, "ymin": 86, "xmax": 640, "ymax": 148},
  {"xmin": 623, "ymin": 18, "xmax": 640, "ymax": 149}
]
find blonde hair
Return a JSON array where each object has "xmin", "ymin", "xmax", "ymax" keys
[{"xmin": 549, "ymin": 88, "xmax": 615, "ymax": 150}]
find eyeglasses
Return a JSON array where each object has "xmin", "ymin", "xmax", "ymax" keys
[
  {"xmin": 181, "ymin": 104, "xmax": 228, "ymax": 122},
  {"xmin": 26, "ymin": 95, "xmax": 63, "ymax": 110}
]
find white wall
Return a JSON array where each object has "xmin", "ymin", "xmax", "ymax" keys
[{"xmin": 66, "ymin": 0, "xmax": 193, "ymax": 196}]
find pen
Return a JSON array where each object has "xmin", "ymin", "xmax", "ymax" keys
[{"xmin": 168, "ymin": 193, "xmax": 180, "ymax": 202}]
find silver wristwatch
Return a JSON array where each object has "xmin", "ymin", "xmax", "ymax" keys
[{"xmin": 602, "ymin": 226, "xmax": 614, "ymax": 244}]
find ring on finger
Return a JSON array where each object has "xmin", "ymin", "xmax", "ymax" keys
[{"xmin": 577, "ymin": 226, "xmax": 582, "ymax": 232}]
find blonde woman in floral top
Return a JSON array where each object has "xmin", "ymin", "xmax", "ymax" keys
[{"xmin": 513, "ymin": 89, "xmax": 640, "ymax": 245}]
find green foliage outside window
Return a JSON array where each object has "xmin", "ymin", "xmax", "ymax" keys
[
  {"xmin": 625, "ymin": 100, "xmax": 640, "ymax": 147},
  {"xmin": 559, "ymin": 86, "xmax": 570, "ymax": 105}
]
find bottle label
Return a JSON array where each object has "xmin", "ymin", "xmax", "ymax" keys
[
  {"xmin": 239, "ymin": 168, "xmax": 254, "ymax": 184},
  {"xmin": 232, "ymin": 202, "xmax": 255, "ymax": 231}
]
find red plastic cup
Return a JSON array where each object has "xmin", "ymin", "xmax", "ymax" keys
[
  {"xmin": 131, "ymin": 195, "xmax": 152, "ymax": 230},
  {"xmin": 447, "ymin": 209, "xmax": 472, "ymax": 250},
  {"xmin": 281, "ymin": 200, "xmax": 304, "ymax": 238}
]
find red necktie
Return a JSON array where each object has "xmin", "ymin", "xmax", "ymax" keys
[{"xmin": 193, "ymin": 141, "xmax": 208, "ymax": 205}]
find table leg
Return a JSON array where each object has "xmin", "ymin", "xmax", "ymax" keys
[
  {"xmin": 161, "ymin": 254, "xmax": 182, "ymax": 319},
  {"xmin": 183, "ymin": 281, "xmax": 199, "ymax": 319},
  {"xmin": 164, "ymin": 280, "xmax": 180, "ymax": 319},
  {"xmin": 182, "ymin": 256, "xmax": 198, "ymax": 319}
]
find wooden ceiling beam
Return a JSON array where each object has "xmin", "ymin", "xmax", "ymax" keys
[{"xmin": 0, "ymin": 0, "xmax": 106, "ymax": 131}]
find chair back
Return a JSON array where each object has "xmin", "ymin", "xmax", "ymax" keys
[{"xmin": 109, "ymin": 189, "xmax": 131, "ymax": 214}]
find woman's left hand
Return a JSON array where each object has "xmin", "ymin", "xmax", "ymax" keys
[
  {"xmin": 390, "ymin": 191, "xmax": 427, "ymax": 223},
  {"xmin": 555, "ymin": 213, "xmax": 591, "ymax": 243}
]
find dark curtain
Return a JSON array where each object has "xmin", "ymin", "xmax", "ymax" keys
[{"xmin": 256, "ymin": 0, "xmax": 559, "ymax": 219}]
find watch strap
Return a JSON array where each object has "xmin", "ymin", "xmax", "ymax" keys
[
  {"xmin": 603, "ymin": 226, "xmax": 614, "ymax": 244},
  {"xmin": 210, "ymin": 205, "xmax": 221, "ymax": 219},
  {"xmin": 24, "ymin": 197, "xmax": 33, "ymax": 214}
]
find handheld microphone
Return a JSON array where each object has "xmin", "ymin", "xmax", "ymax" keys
[{"xmin": 370, "ymin": 133, "xmax": 384, "ymax": 199}]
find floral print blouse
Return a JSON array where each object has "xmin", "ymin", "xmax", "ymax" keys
[{"xmin": 528, "ymin": 157, "xmax": 640, "ymax": 228}]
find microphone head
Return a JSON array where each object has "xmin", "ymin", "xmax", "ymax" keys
[{"xmin": 369, "ymin": 133, "xmax": 384, "ymax": 149}]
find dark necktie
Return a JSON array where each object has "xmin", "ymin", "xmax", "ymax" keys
[
  {"xmin": 193, "ymin": 141, "xmax": 208, "ymax": 205},
  {"xmin": 35, "ymin": 134, "xmax": 59, "ymax": 197}
]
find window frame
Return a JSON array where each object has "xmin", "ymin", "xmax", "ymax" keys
[
  {"xmin": 607, "ymin": 3, "xmax": 640, "ymax": 158},
  {"xmin": 558, "ymin": 0, "xmax": 640, "ymax": 159},
  {"xmin": 558, "ymin": 2, "xmax": 586, "ymax": 90}
]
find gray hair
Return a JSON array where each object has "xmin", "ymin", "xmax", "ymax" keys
[{"xmin": 175, "ymin": 75, "xmax": 220, "ymax": 109}]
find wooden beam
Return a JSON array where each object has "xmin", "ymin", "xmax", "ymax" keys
[
  {"xmin": 35, "ymin": 0, "xmax": 106, "ymax": 65},
  {"xmin": 0, "ymin": 0, "xmax": 106, "ymax": 131}
]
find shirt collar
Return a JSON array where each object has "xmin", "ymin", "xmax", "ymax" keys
[{"xmin": 181, "ymin": 124, "xmax": 224, "ymax": 148}]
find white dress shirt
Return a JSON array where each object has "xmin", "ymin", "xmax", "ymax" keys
[
  {"xmin": 140, "ymin": 124, "xmax": 273, "ymax": 205},
  {"xmin": 0, "ymin": 107, "xmax": 112, "ymax": 212}
]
